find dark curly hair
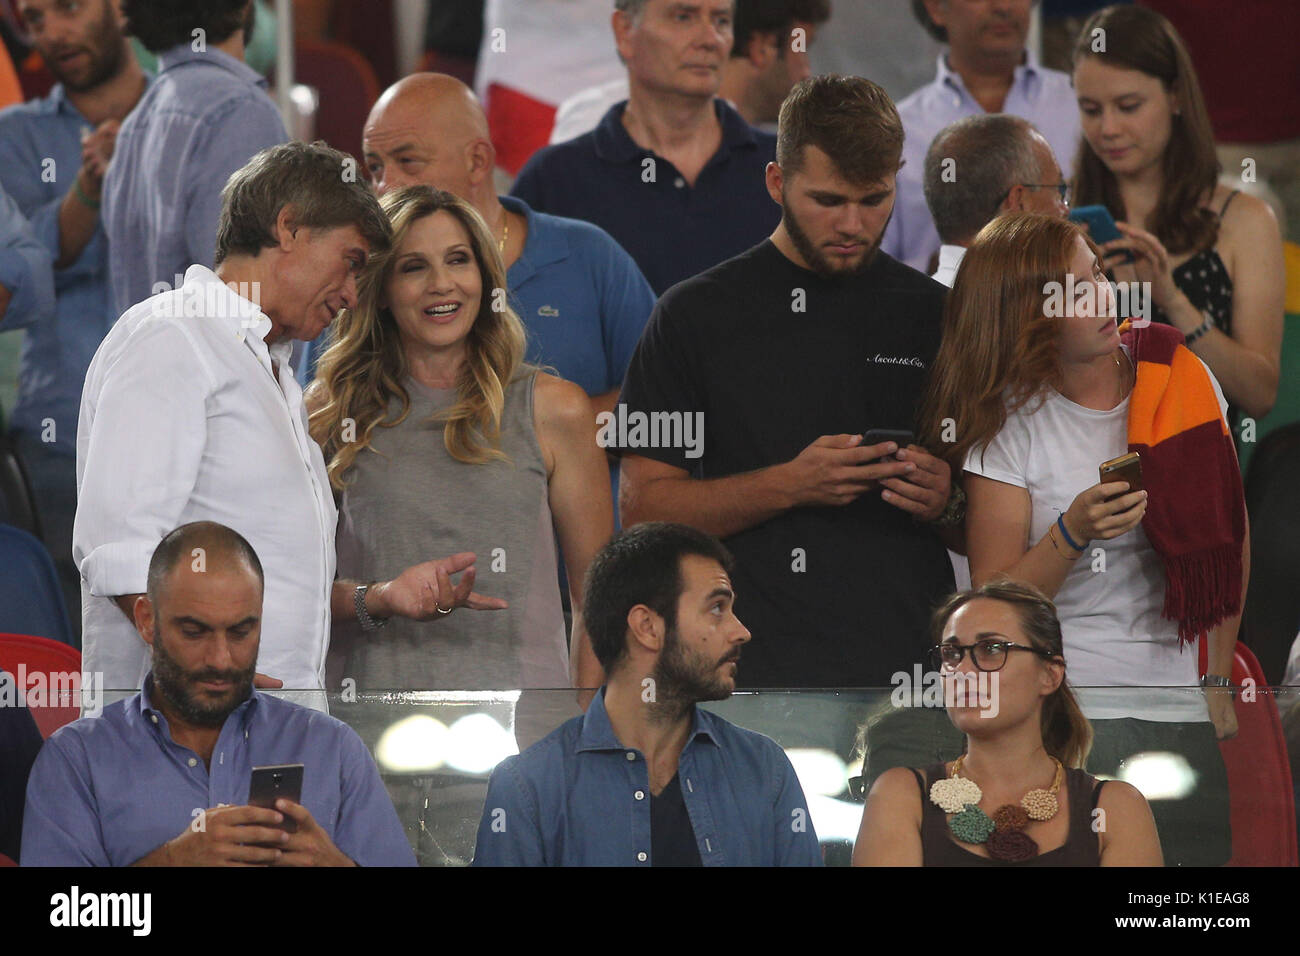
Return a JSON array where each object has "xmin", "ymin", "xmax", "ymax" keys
[{"xmin": 123, "ymin": 0, "xmax": 252, "ymax": 53}]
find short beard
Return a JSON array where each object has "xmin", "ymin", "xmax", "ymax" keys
[
  {"xmin": 151, "ymin": 628, "xmax": 255, "ymax": 728},
  {"xmin": 649, "ymin": 624, "xmax": 738, "ymax": 720},
  {"xmin": 781, "ymin": 192, "xmax": 884, "ymax": 279},
  {"xmin": 52, "ymin": 2, "xmax": 127, "ymax": 93}
]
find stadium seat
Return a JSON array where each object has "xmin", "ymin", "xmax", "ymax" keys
[
  {"xmin": 0, "ymin": 429, "xmax": 42, "ymax": 540},
  {"xmin": 0, "ymin": 633, "xmax": 82, "ymax": 739},
  {"xmin": 1219, "ymin": 643, "xmax": 1298, "ymax": 866},
  {"xmin": 290, "ymin": 39, "xmax": 380, "ymax": 165},
  {"xmin": 0, "ymin": 525, "xmax": 71, "ymax": 646}
]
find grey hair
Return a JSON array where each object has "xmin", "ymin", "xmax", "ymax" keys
[
  {"xmin": 923, "ymin": 114, "xmax": 1044, "ymax": 245},
  {"xmin": 614, "ymin": 0, "xmax": 649, "ymax": 19},
  {"xmin": 215, "ymin": 140, "xmax": 391, "ymax": 265}
]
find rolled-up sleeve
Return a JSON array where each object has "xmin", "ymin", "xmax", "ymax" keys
[
  {"xmin": 472, "ymin": 756, "xmax": 546, "ymax": 866},
  {"xmin": 0, "ymin": 185, "xmax": 54, "ymax": 331},
  {"xmin": 74, "ymin": 320, "xmax": 213, "ymax": 598},
  {"xmin": 332, "ymin": 727, "xmax": 416, "ymax": 867}
]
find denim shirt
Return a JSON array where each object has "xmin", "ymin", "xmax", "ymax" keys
[
  {"xmin": 473, "ymin": 687, "xmax": 822, "ymax": 866},
  {"xmin": 102, "ymin": 44, "xmax": 287, "ymax": 318}
]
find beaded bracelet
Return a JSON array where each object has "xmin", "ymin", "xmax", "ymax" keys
[{"xmin": 1184, "ymin": 312, "xmax": 1214, "ymax": 346}]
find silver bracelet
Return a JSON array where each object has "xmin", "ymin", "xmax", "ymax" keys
[{"xmin": 354, "ymin": 583, "xmax": 387, "ymax": 632}]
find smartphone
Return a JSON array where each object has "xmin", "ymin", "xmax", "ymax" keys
[
  {"xmin": 1099, "ymin": 452, "xmax": 1142, "ymax": 501},
  {"xmin": 862, "ymin": 429, "xmax": 914, "ymax": 464},
  {"xmin": 249, "ymin": 763, "xmax": 304, "ymax": 834},
  {"xmin": 1069, "ymin": 205, "xmax": 1134, "ymax": 264}
]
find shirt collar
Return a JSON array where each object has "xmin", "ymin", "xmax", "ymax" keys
[
  {"xmin": 180, "ymin": 263, "xmax": 274, "ymax": 351},
  {"xmin": 137, "ymin": 673, "xmax": 261, "ymax": 730},
  {"xmin": 500, "ymin": 195, "xmax": 568, "ymax": 277},
  {"xmin": 577, "ymin": 685, "xmax": 719, "ymax": 754},
  {"xmin": 593, "ymin": 97, "xmax": 759, "ymax": 165},
  {"xmin": 937, "ymin": 244, "xmax": 966, "ymax": 271},
  {"xmin": 157, "ymin": 42, "xmax": 268, "ymax": 89},
  {"xmin": 937, "ymin": 48, "xmax": 1039, "ymax": 96}
]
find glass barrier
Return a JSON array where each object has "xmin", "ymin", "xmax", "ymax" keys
[{"xmin": 91, "ymin": 685, "xmax": 1299, "ymax": 867}]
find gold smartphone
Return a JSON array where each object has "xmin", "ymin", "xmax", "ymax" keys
[{"xmin": 1099, "ymin": 452, "xmax": 1142, "ymax": 501}]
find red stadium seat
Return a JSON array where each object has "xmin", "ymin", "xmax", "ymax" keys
[
  {"xmin": 0, "ymin": 633, "xmax": 81, "ymax": 739},
  {"xmin": 288, "ymin": 39, "xmax": 380, "ymax": 165},
  {"xmin": 1216, "ymin": 643, "xmax": 1298, "ymax": 866}
]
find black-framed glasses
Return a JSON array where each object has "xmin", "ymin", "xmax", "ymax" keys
[
  {"xmin": 928, "ymin": 639, "xmax": 1059, "ymax": 673},
  {"xmin": 995, "ymin": 182, "xmax": 1071, "ymax": 209}
]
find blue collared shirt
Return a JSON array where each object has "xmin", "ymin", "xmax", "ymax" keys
[
  {"xmin": 21, "ymin": 679, "xmax": 415, "ymax": 866},
  {"xmin": 512, "ymin": 99, "xmax": 779, "ymax": 296},
  {"xmin": 0, "ymin": 82, "xmax": 146, "ymax": 453},
  {"xmin": 0, "ymin": 183, "xmax": 54, "ymax": 356},
  {"xmin": 102, "ymin": 44, "xmax": 287, "ymax": 318},
  {"xmin": 882, "ymin": 51, "xmax": 1082, "ymax": 271},
  {"xmin": 502, "ymin": 195, "xmax": 654, "ymax": 397},
  {"xmin": 472, "ymin": 687, "xmax": 822, "ymax": 866}
]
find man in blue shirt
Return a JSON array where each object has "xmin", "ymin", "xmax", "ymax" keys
[
  {"xmin": 0, "ymin": 185, "xmax": 54, "ymax": 332},
  {"xmin": 473, "ymin": 521, "xmax": 821, "ymax": 866},
  {"xmin": 22, "ymin": 520, "xmax": 415, "ymax": 866},
  {"xmin": 1, "ymin": 0, "xmax": 150, "ymax": 632},
  {"xmin": 102, "ymin": 0, "xmax": 287, "ymax": 318},
  {"xmin": 882, "ymin": 0, "xmax": 1081, "ymax": 271},
  {"xmin": 511, "ymin": 0, "xmax": 779, "ymax": 296}
]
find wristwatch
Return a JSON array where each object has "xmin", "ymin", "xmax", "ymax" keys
[
  {"xmin": 929, "ymin": 483, "xmax": 967, "ymax": 528},
  {"xmin": 355, "ymin": 583, "xmax": 387, "ymax": 632}
]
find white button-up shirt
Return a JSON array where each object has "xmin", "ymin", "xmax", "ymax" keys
[
  {"xmin": 74, "ymin": 265, "xmax": 336, "ymax": 691},
  {"xmin": 931, "ymin": 244, "xmax": 966, "ymax": 289},
  {"xmin": 883, "ymin": 50, "xmax": 1082, "ymax": 272}
]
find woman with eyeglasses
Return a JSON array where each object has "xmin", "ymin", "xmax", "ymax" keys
[
  {"xmin": 1071, "ymin": 5, "xmax": 1284, "ymax": 431},
  {"xmin": 916, "ymin": 211, "xmax": 1247, "ymax": 865},
  {"xmin": 853, "ymin": 580, "xmax": 1162, "ymax": 866}
]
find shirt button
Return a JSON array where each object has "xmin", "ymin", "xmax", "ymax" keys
[
  {"xmin": 635, "ymin": 790, "xmax": 645, "ymax": 801},
  {"xmin": 625, "ymin": 752, "xmax": 636, "ymax": 761},
  {"xmin": 187, "ymin": 757, "xmax": 197, "ymax": 767},
  {"xmin": 674, "ymin": 177, "xmax": 685, "ymax": 188},
  {"xmin": 150, "ymin": 714, "xmax": 158, "ymax": 724},
  {"xmin": 637, "ymin": 851, "xmax": 647, "ymax": 862}
]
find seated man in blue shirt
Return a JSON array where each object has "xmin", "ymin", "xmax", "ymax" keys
[
  {"xmin": 21, "ymin": 520, "xmax": 415, "ymax": 867},
  {"xmin": 473, "ymin": 521, "xmax": 822, "ymax": 867}
]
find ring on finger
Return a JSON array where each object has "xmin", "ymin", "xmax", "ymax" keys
[{"xmin": 435, "ymin": 603, "xmax": 453, "ymax": 615}]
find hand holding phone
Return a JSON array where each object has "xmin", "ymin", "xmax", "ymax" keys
[{"xmin": 249, "ymin": 764, "xmax": 304, "ymax": 835}]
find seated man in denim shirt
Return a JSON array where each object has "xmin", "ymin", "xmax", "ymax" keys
[
  {"xmin": 22, "ymin": 521, "xmax": 415, "ymax": 867},
  {"xmin": 474, "ymin": 522, "xmax": 822, "ymax": 867}
]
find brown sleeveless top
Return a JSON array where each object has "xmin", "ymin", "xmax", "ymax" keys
[{"xmin": 911, "ymin": 763, "xmax": 1106, "ymax": 867}]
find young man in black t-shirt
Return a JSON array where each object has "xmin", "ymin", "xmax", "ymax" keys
[{"xmin": 616, "ymin": 75, "xmax": 964, "ymax": 689}]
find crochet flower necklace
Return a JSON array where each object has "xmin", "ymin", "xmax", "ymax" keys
[{"xmin": 929, "ymin": 754, "xmax": 1063, "ymax": 862}]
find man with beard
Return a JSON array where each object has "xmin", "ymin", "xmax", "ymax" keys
[
  {"xmin": 617, "ymin": 75, "xmax": 960, "ymax": 689},
  {"xmin": 102, "ymin": 0, "xmax": 286, "ymax": 316},
  {"xmin": 473, "ymin": 522, "xmax": 821, "ymax": 866},
  {"xmin": 0, "ymin": 0, "xmax": 150, "ymax": 630},
  {"xmin": 21, "ymin": 521, "xmax": 415, "ymax": 867}
]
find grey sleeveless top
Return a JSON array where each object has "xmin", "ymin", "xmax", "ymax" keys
[{"xmin": 329, "ymin": 370, "xmax": 569, "ymax": 690}]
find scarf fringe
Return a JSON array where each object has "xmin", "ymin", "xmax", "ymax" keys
[{"xmin": 1162, "ymin": 543, "xmax": 1243, "ymax": 643}]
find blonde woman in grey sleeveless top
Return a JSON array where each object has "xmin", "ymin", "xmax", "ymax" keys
[{"xmin": 307, "ymin": 186, "xmax": 613, "ymax": 691}]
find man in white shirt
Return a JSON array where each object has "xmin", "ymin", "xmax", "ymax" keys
[
  {"xmin": 75, "ymin": 141, "xmax": 506, "ymax": 692},
  {"xmin": 923, "ymin": 113, "xmax": 1068, "ymax": 288}
]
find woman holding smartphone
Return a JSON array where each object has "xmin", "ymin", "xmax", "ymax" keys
[
  {"xmin": 307, "ymin": 186, "xmax": 612, "ymax": 693},
  {"xmin": 918, "ymin": 212, "xmax": 1247, "ymax": 865},
  {"xmin": 1071, "ymin": 4, "xmax": 1284, "ymax": 428}
]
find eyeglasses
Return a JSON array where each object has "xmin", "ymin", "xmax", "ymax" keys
[
  {"xmin": 995, "ymin": 182, "xmax": 1071, "ymax": 209},
  {"xmin": 928, "ymin": 639, "xmax": 1060, "ymax": 673}
]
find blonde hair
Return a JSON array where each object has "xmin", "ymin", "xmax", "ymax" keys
[{"xmin": 308, "ymin": 186, "xmax": 528, "ymax": 489}]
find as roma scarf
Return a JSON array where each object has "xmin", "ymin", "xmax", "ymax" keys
[{"xmin": 1121, "ymin": 321, "xmax": 1245, "ymax": 643}]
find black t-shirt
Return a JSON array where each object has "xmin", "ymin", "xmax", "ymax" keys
[
  {"xmin": 618, "ymin": 240, "xmax": 954, "ymax": 687},
  {"xmin": 650, "ymin": 773, "xmax": 702, "ymax": 866}
]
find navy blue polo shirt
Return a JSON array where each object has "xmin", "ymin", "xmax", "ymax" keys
[{"xmin": 512, "ymin": 99, "xmax": 780, "ymax": 295}]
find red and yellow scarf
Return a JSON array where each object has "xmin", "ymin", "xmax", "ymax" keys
[{"xmin": 1121, "ymin": 321, "xmax": 1246, "ymax": 643}]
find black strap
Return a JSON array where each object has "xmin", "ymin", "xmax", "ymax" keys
[
  {"xmin": 1090, "ymin": 778, "xmax": 1108, "ymax": 810},
  {"xmin": 1219, "ymin": 189, "xmax": 1241, "ymax": 218}
]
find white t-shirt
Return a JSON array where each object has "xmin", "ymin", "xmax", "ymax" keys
[{"xmin": 963, "ymin": 347, "xmax": 1229, "ymax": 721}]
